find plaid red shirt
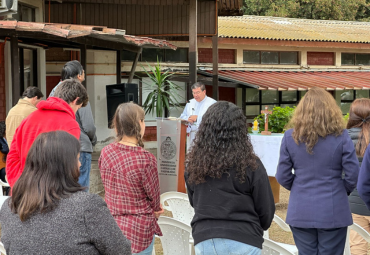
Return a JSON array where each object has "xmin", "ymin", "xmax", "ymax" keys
[{"xmin": 99, "ymin": 143, "xmax": 162, "ymax": 253}]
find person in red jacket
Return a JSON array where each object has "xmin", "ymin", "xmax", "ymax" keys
[{"xmin": 6, "ymin": 79, "xmax": 88, "ymax": 188}]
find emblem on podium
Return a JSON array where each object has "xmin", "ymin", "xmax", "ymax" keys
[{"xmin": 161, "ymin": 136, "xmax": 177, "ymax": 160}]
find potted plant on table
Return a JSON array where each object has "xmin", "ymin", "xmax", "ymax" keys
[{"xmin": 254, "ymin": 106, "xmax": 295, "ymax": 133}]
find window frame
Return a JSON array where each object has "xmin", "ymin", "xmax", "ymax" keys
[
  {"xmin": 245, "ymin": 90, "xmax": 299, "ymax": 118},
  {"xmin": 341, "ymin": 53, "xmax": 370, "ymax": 66},
  {"xmin": 243, "ymin": 50, "xmax": 299, "ymax": 65}
]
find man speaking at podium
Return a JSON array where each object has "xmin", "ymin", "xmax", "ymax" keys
[{"xmin": 180, "ymin": 82, "xmax": 216, "ymax": 150}]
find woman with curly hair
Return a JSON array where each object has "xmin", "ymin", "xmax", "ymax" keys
[
  {"xmin": 276, "ymin": 87, "xmax": 359, "ymax": 255},
  {"xmin": 185, "ymin": 101, "xmax": 275, "ymax": 255},
  {"xmin": 99, "ymin": 102, "xmax": 164, "ymax": 255}
]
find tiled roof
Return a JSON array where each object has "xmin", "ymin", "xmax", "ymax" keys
[
  {"xmin": 218, "ymin": 16, "xmax": 370, "ymax": 43},
  {"xmin": 202, "ymin": 70, "xmax": 370, "ymax": 90},
  {"xmin": 0, "ymin": 21, "xmax": 176, "ymax": 50}
]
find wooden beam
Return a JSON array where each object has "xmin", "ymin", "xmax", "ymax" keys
[
  {"xmin": 128, "ymin": 48, "xmax": 142, "ymax": 83},
  {"xmin": 188, "ymin": 0, "xmax": 197, "ymax": 100},
  {"xmin": 80, "ymin": 44, "xmax": 87, "ymax": 88},
  {"xmin": 242, "ymin": 87, "xmax": 246, "ymax": 116},
  {"xmin": 212, "ymin": 34, "xmax": 218, "ymax": 100},
  {"xmin": 10, "ymin": 36, "xmax": 20, "ymax": 106},
  {"xmin": 116, "ymin": 50, "xmax": 122, "ymax": 84}
]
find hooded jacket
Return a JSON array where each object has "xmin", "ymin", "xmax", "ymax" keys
[
  {"xmin": 50, "ymin": 82, "xmax": 96, "ymax": 153},
  {"xmin": 6, "ymin": 97, "xmax": 80, "ymax": 187}
]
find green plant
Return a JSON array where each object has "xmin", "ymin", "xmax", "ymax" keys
[
  {"xmin": 254, "ymin": 106, "xmax": 295, "ymax": 133},
  {"xmin": 140, "ymin": 60, "xmax": 183, "ymax": 117}
]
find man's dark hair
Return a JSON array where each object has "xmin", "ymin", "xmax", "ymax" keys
[
  {"xmin": 22, "ymin": 86, "xmax": 44, "ymax": 99},
  {"xmin": 191, "ymin": 82, "xmax": 206, "ymax": 91},
  {"xmin": 61, "ymin": 60, "xmax": 84, "ymax": 81},
  {"xmin": 54, "ymin": 79, "xmax": 88, "ymax": 107}
]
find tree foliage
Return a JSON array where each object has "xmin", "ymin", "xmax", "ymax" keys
[{"xmin": 243, "ymin": 0, "xmax": 370, "ymax": 21}]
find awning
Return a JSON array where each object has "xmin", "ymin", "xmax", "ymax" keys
[
  {"xmin": 200, "ymin": 70, "xmax": 370, "ymax": 91},
  {"xmin": 0, "ymin": 21, "xmax": 176, "ymax": 51}
]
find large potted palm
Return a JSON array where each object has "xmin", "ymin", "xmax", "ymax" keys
[{"xmin": 141, "ymin": 60, "xmax": 183, "ymax": 118}]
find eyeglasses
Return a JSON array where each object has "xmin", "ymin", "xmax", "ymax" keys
[{"xmin": 192, "ymin": 91, "xmax": 203, "ymax": 95}]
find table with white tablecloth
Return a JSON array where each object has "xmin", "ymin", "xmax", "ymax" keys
[{"xmin": 250, "ymin": 133, "xmax": 284, "ymax": 203}]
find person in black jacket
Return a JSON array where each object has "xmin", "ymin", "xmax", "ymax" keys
[
  {"xmin": 185, "ymin": 101, "xmax": 275, "ymax": 255},
  {"xmin": 347, "ymin": 98, "xmax": 370, "ymax": 255},
  {"xmin": 0, "ymin": 121, "xmax": 9, "ymax": 195}
]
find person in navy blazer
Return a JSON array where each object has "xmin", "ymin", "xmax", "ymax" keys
[{"xmin": 276, "ymin": 87, "xmax": 359, "ymax": 255}]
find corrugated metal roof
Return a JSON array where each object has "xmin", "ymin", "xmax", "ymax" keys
[
  {"xmin": 202, "ymin": 70, "xmax": 370, "ymax": 90},
  {"xmin": 0, "ymin": 21, "xmax": 176, "ymax": 50},
  {"xmin": 218, "ymin": 16, "xmax": 370, "ymax": 43}
]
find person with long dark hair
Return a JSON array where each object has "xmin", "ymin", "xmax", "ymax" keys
[
  {"xmin": 0, "ymin": 131, "xmax": 131, "ymax": 255},
  {"xmin": 99, "ymin": 102, "xmax": 163, "ymax": 255},
  {"xmin": 347, "ymin": 98, "xmax": 370, "ymax": 254},
  {"xmin": 185, "ymin": 101, "xmax": 275, "ymax": 255},
  {"xmin": 276, "ymin": 87, "xmax": 360, "ymax": 255}
]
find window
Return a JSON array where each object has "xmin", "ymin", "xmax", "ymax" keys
[
  {"xmin": 340, "ymin": 89, "xmax": 370, "ymax": 114},
  {"xmin": 141, "ymin": 48, "xmax": 165, "ymax": 62},
  {"xmin": 122, "ymin": 48, "xmax": 188, "ymax": 63},
  {"xmin": 13, "ymin": 3, "xmax": 36, "ymax": 22},
  {"xmin": 165, "ymin": 48, "xmax": 188, "ymax": 63},
  {"xmin": 243, "ymin": 51, "xmax": 299, "ymax": 65},
  {"xmin": 244, "ymin": 89, "xmax": 299, "ymax": 118},
  {"xmin": 19, "ymin": 47, "xmax": 38, "ymax": 94},
  {"xmin": 341, "ymin": 53, "xmax": 370, "ymax": 66},
  {"xmin": 243, "ymin": 51, "xmax": 260, "ymax": 64}
]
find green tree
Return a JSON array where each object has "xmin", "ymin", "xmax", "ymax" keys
[{"xmin": 243, "ymin": 0, "xmax": 369, "ymax": 21}]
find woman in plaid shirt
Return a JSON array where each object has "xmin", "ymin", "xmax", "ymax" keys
[{"xmin": 99, "ymin": 103, "xmax": 164, "ymax": 255}]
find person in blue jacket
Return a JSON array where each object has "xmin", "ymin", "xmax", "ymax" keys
[
  {"xmin": 276, "ymin": 87, "xmax": 359, "ymax": 255},
  {"xmin": 357, "ymin": 143, "xmax": 370, "ymax": 212}
]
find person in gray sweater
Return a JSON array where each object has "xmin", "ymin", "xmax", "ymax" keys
[
  {"xmin": 0, "ymin": 131, "xmax": 131, "ymax": 255},
  {"xmin": 347, "ymin": 98, "xmax": 370, "ymax": 255},
  {"xmin": 50, "ymin": 60, "xmax": 97, "ymax": 192}
]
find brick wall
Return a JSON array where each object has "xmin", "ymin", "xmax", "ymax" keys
[
  {"xmin": 143, "ymin": 126, "xmax": 157, "ymax": 141},
  {"xmin": 46, "ymin": 76, "xmax": 61, "ymax": 96},
  {"xmin": 0, "ymin": 44, "xmax": 5, "ymax": 121},
  {"xmin": 198, "ymin": 48, "xmax": 235, "ymax": 64},
  {"xmin": 307, "ymin": 52, "xmax": 334, "ymax": 65}
]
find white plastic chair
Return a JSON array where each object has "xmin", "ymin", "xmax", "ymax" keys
[
  {"xmin": 262, "ymin": 238, "xmax": 296, "ymax": 255},
  {"xmin": 0, "ymin": 180, "xmax": 9, "ymax": 196},
  {"xmin": 263, "ymin": 215, "xmax": 298, "ymax": 255},
  {"xmin": 160, "ymin": 192, "xmax": 194, "ymax": 226},
  {"xmin": 157, "ymin": 216, "xmax": 194, "ymax": 255},
  {"xmin": 343, "ymin": 223, "xmax": 370, "ymax": 255}
]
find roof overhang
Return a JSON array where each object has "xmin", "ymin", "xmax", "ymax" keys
[
  {"xmin": 200, "ymin": 70, "xmax": 370, "ymax": 91},
  {"xmin": 0, "ymin": 21, "xmax": 177, "ymax": 52}
]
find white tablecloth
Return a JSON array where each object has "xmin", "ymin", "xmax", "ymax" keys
[{"xmin": 250, "ymin": 134, "xmax": 284, "ymax": 177}]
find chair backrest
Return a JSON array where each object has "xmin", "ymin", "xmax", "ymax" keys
[
  {"xmin": 0, "ymin": 180, "xmax": 9, "ymax": 197},
  {"xmin": 262, "ymin": 239, "xmax": 296, "ymax": 255},
  {"xmin": 343, "ymin": 223, "xmax": 370, "ymax": 255},
  {"xmin": 157, "ymin": 216, "xmax": 192, "ymax": 255},
  {"xmin": 160, "ymin": 192, "xmax": 194, "ymax": 226}
]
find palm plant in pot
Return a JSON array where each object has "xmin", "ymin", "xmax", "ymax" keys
[{"xmin": 140, "ymin": 60, "xmax": 183, "ymax": 117}]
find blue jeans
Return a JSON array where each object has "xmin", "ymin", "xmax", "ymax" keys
[
  {"xmin": 78, "ymin": 152, "xmax": 92, "ymax": 192},
  {"xmin": 195, "ymin": 238, "xmax": 261, "ymax": 255},
  {"xmin": 133, "ymin": 236, "xmax": 155, "ymax": 255}
]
